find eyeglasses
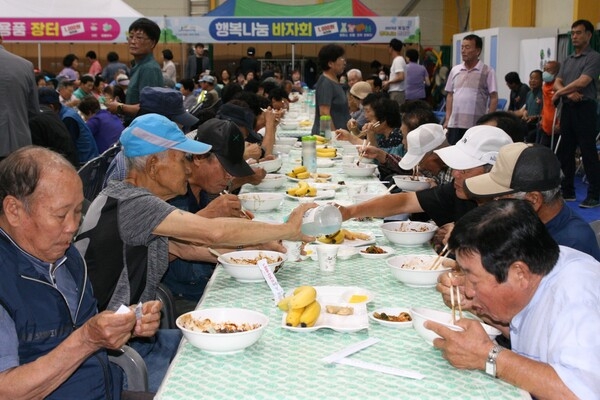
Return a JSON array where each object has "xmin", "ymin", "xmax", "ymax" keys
[{"xmin": 128, "ymin": 34, "xmax": 150, "ymax": 43}]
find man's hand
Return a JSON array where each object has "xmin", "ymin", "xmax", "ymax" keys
[
  {"xmin": 361, "ymin": 146, "xmax": 387, "ymax": 163},
  {"xmin": 286, "ymin": 202, "xmax": 318, "ymax": 242},
  {"xmin": 79, "ymin": 311, "xmax": 136, "ymax": 351},
  {"xmin": 436, "ymin": 271, "xmax": 473, "ymax": 311},
  {"xmin": 199, "ymin": 194, "xmax": 244, "ymax": 218},
  {"xmin": 132, "ymin": 300, "xmax": 162, "ymax": 338},
  {"xmin": 427, "ymin": 318, "xmax": 494, "ymax": 370},
  {"xmin": 432, "ymin": 222, "xmax": 454, "ymax": 253},
  {"xmin": 244, "ymin": 143, "xmax": 262, "ymax": 160}
]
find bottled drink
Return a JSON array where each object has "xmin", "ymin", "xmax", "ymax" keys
[
  {"xmin": 301, "ymin": 205, "xmax": 342, "ymax": 236},
  {"xmin": 319, "ymin": 115, "xmax": 332, "ymax": 140},
  {"xmin": 301, "ymin": 135, "xmax": 317, "ymax": 173}
]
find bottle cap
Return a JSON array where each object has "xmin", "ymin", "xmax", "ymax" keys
[
  {"xmin": 302, "ymin": 135, "xmax": 316, "ymax": 142},
  {"xmin": 320, "ymin": 115, "xmax": 332, "ymax": 121}
]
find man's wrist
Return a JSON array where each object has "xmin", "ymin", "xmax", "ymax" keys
[{"xmin": 485, "ymin": 344, "xmax": 505, "ymax": 377}]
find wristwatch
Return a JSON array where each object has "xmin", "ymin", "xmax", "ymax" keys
[{"xmin": 485, "ymin": 344, "xmax": 505, "ymax": 377}]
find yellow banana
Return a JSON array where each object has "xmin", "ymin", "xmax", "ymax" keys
[
  {"xmin": 295, "ymin": 171, "xmax": 310, "ymax": 180},
  {"xmin": 319, "ymin": 230, "xmax": 344, "ymax": 244},
  {"xmin": 317, "ymin": 235, "xmax": 332, "ymax": 244},
  {"xmin": 314, "ymin": 135, "xmax": 327, "ymax": 143},
  {"xmin": 307, "ymin": 186, "xmax": 317, "ymax": 197},
  {"xmin": 332, "ymin": 230, "xmax": 345, "ymax": 244},
  {"xmin": 293, "ymin": 285, "xmax": 312, "ymax": 295},
  {"xmin": 286, "ymin": 172, "xmax": 297, "ymax": 178},
  {"xmin": 288, "ymin": 286, "xmax": 317, "ymax": 309},
  {"xmin": 286, "ymin": 187, "xmax": 298, "ymax": 196},
  {"xmin": 285, "ymin": 306, "xmax": 305, "ymax": 327},
  {"xmin": 292, "ymin": 166, "xmax": 307, "ymax": 174},
  {"xmin": 295, "ymin": 181, "xmax": 309, "ymax": 197},
  {"xmin": 299, "ymin": 300, "xmax": 321, "ymax": 327},
  {"xmin": 277, "ymin": 295, "xmax": 293, "ymax": 311}
]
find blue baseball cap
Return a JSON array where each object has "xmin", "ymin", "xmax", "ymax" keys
[{"xmin": 120, "ymin": 114, "xmax": 211, "ymax": 157}]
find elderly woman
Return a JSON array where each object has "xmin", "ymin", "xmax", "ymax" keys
[{"xmin": 311, "ymin": 44, "xmax": 351, "ymax": 135}]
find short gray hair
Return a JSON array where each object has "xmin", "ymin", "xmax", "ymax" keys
[{"xmin": 125, "ymin": 150, "xmax": 169, "ymax": 172}]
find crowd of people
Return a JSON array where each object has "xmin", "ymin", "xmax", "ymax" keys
[{"xmin": 0, "ymin": 14, "xmax": 599, "ymax": 399}]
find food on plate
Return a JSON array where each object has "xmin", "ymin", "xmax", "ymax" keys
[
  {"xmin": 299, "ymin": 120, "xmax": 312, "ymax": 128},
  {"xmin": 361, "ymin": 245, "xmax": 387, "ymax": 254},
  {"xmin": 285, "ymin": 165, "xmax": 331, "ymax": 182},
  {"xmin": 317, "ymin": 229, "xmax": 345, "ymax": 244},
  {"xmin": 285, "ymin": 307, "xmax": 305, "ymax": 327},
  {"xmin": 393, "ymin": 222, "xmax": 434, "ymax": 233},
  {"xmin": 342, "ymin": 229, "xmax": 372, "ymax": 241},
  {"xmin": 286, "ymin": 181, "xmax": 317, "ymax": 197},
  {"xmin": 288, "ymin": 285, "xmax": 317, "ymax": 309},
  {"xmin": 373, "ymin": 311, "xmax": 412, "ymax": 323},
  {"xmin": 179, "ymin": 314, "xmax": 262, "ymax": 333},
  {"xmin": 280, "ymin": 285, "xmax": 321, "ymax": 327},
  {"xmin": 313, "ymin": 134, "xmax": 327, "ymax": 143},
  {"xmin": 349, "ymin": 294, "xmax": 368, "ymax": 303},
  {"xmin": 326, "ymin": 305, "xmax": 354, "ymax": 315},
  {"xmin": 227, "ymin": 253, "xmax": 283, "ymax": 265},
  {"xmin": 316, "ymin": 147, "xmax": 337, "ymax": 158},
  {"xmin": 298, "ymin": 300, "xmax": 321, "ymax": 327}
]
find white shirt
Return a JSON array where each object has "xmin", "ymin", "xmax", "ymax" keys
[{"xmin": 388, "ymin": 55, "xmax": 406, "ymax": 92}]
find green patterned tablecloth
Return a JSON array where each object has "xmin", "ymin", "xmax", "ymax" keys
[{"xmin": 155, "ymin": 151, "xmax": 529, "ymax": 400}]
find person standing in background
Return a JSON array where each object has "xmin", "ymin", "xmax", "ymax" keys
[
  {"xmin": 0, "ymin": 33, "xmax": 38, "ymax": 160},
  {"xmin": 161, "ymin": 49, "xmax": 177, "ymax": 83},
  {"xmin": 383, "ymin": 39, "xmax": 406, "ymax": 107},
  {"xmin": 538, "ymin": 61, "xmax": 560, "ymax": 148},
  {"xmin": 185, "ymin": 43, "xmax": 210, "ymax": 80},
  {"xmin": 101, "ymin": 51, "xmax": 129, "ymax": 83},
  {"xmin": 57, "ymin": 54, "xmax": 80, "ymax": 85},
  {"xmin": 312, "ymin": 44, "xmax": 351, "ymax": 135},
  {"xmin": 239, "ymin": 47, "xmax": 260, "ymax": 78},
  {"xmin": 444, "ymin": 34, "xmax": 498, "ymax": 145},
  {"xmin": 405, "ymin": 48, "xmax": 430, "ymax": 101},
  {"xmin": 86, "ymin": 50, "xmax": 102, "ymax": 77},
  {"xmin": 552, "ymin": 19, "xmax": 600, "ymax": 208}
]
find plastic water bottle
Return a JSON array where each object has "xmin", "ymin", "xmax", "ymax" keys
[
  {"xmin": 301, "ymin": 135, "xmax": 317, "ymax": 173},
  {"xmin": 319, "ymin": 115, "xmax": 332, "ymax": 140},
  {"xmin": 301, "ymin": 205, "xmax": 342, "ymax": 236}
]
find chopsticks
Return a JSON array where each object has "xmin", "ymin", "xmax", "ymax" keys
[
  {"xmin": 429, "ymin": 243, "xmax": 449, "ymax": 270},
  {"xmin": 386, "ymin": 184, "xmax": 397, "ymax": 193},
  {"xmin": 220, "ymin": 190, "xmax": 252, "ymax": 219},
  {"xmin": 411, "ymin": 165, "xmax": 419, "ymax": 181},
  {"xmin": 449, "ymin": 272, "xmax": 463, "ymax": 325},
  {"xmin": 356, "ymin": 140, "xmax": 371, "ymax": 166}
]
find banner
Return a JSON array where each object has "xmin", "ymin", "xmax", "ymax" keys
[{"xmin": 0, "ymin": 16, "xmax": 419, "ymax": 44}]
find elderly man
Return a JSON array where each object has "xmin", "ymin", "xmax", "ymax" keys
[
  {"xmin": 464, "ymin": 142, "xmax": 600, "ymax": 260},
  {"xmin": 0, "ymin": 147, "xmax": 161, "ymax": 399},
  {"xmin": 338, "ymin": 125, "xmax": 513, "ymax": 229},
  {"xmin": 163, "ymin": 118, "xmax": 258, "ymax": 314},
  {"xmin": 76, "ymin": 114, "xmax": 313, "ymax": 390},
  {"xmin": 427, "ymin": 199, "xmax": 600, "ymax": 399}
]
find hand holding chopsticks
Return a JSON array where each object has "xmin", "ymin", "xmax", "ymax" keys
[
  {"xmin": 429, "ymin": 244, "xmax": 449, "ymax": 270},
  {"xmin": 356, "ymin": 140, "xmax": 371, "ymax": 166},
  {"xmin": 448, "ymin": 272, "xmax": 464, "ymax": 325},
  {"xmin": 220, "ymin": 190, "xmax": 252, "ymax": 219}
]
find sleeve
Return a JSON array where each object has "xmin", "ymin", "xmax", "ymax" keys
[
  {"xmin": 117, "ymin": 189, "xmax": 177, "ymax": 246},
  {"xmin": 62, "ymin": 117, "xmax": 80, "ymax": 143},
  {"xmin": 26, "ymin": 68, "xmax": 40, "ymax": 120},
  {"xmin": 444, "ymin": 67, "xmax": 456, "ymax": 93},
  {"xmin": 317, "ymin": 78, "xmax": 334, "ymax": 107},
  {"xmin": 486, "ymin": 67, "xmax": 498, "ymax": 94},
  {"xmin": 138, "ymin": 66, "xmax": 164, "ymax": 94},
  {"xmin": 0, "ymin": 305, "xmax": 20, "ymax": 373},
  {"xmin": 582, "ymin": 51, "xmax": 600, "ymax": 82}
]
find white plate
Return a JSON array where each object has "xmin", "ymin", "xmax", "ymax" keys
[
  {"xmin": 357, "ymin": 245, "xmax": 395, "ymax": 259},
  {"xmin": 304, "ymin": 244, "xmax": 358, "ymax": 260},
  {"xmin": 340, "ymin": 231, "xmax": 376, "ymax": 247},
  {"xmin": 317, "ymin": 158, "xmax": 335, "ymax": 168},
  {"xmin": 369, "ymin": 307, "xmax": 413, "ymax": 329},
  {"xmin": 282, "ymin": 286, "xmax": 372, "ymax": 333},
  {"xmin": 312, "ymin": 181, "xmax": 343, "ymax": 191},
  {"xmin": 285, "ymin": 190, "xmax": 335, "ymax": 201},
  {"xmin": 287, "ymin": 173, "xmax": 332, "ymax": 182}
]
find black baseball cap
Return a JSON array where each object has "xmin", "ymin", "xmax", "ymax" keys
[
  {"xmin": 247, "ymin": 47, "xmax": 255, "ymax": 56},
  {"xmin": 139, "ymin": 87, "xmax": 199, "ymax": 128},
  {"xmin": 38, "ymin": 87, "xmax": 60, "ymax": 105},
  {"xmin": 194, "ymin": 119, "xmax": 254, "ymax": 177}
]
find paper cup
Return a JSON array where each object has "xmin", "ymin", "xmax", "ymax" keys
[
  {"xmin": 282, "ymin": 240, "xmax": 302, "ymax": 262},
  {"xmin": 316, "ymin": 244, "xmax": 339, "ymax": 273},
  {"xmin": 342, "ymin": 155, "xmax": 355, "ymax": 165}
]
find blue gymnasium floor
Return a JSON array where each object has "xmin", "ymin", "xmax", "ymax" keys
[{"xmin": 566, "ymin": 175, "xmax": 600, "ymax": 223}]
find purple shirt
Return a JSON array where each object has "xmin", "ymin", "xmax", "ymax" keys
[
  {"xmin": 86, "ymin": 110, "xmax": 124, "ymax": 153},
  {"xmin": 405, "ymin": 62, "xmax": 428, "ymax": 100}
]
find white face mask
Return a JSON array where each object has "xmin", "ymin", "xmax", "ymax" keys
[{"xmin": 379, "ymin": 73, "xmax": 386, "ymax": 80}]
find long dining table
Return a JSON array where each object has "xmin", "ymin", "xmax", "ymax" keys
[{"xmin": 155, "ymin": 143, "xmax": 529, "ymax": 400}]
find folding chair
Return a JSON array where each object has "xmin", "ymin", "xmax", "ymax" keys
[{"xmin": 77, "ymin": 144, "xmax": 121, "ymax": 202}]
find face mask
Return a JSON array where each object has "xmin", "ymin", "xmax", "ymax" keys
[
  {"xmin": 542, "ymin": 71, "xmax": 555, "ymax": 83},
  {"xmin": 379, "ymin": 73, "xmax": 386, "ymax": 80}
]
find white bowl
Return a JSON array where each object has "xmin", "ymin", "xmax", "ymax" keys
[
  {"xmin": 410, "ymin": 307, "xmax": 502, "ymax": 346},
  {"xmin": 380, "ymin": 221, "xmax": 437, "ymax": 246},
  {"xmin": 218, "ymin": 250, "xmax": 287, "ymax": 283},
  {"xmin": 357, "ymin": 245, "xmax": 395, "ymax": 259},
  {"xmin": 393, "ymin": 175, "xmax": 432, "ymax": 192},
  {"xmin": 238, "ymin": 192, "xmax": 284, "ymax": 212},
  {"xmin": 279, "ymin": 121, "xmax": 299, "ymax": 130},
  {"xmin": 273, "ymin": 144, "xmax": 292, "ymax": 154},
  {"xmin": 177, "ymin": 308, "xmax": 269, "ymax": 354},
  {"xmin": 343, "ymin": 163, "xmax": 377, "ymax": 177},
  {"xmin": 386, "ymin": 254, "xmax": 454, "ymax": 287},
  {"xmin": 250, "ymin": 174, "xmax": 285, "ymax": 191},
  {"xmin": 255, "ymin": 157, "xmax": 283, "ymax": 173},
  {"xmin": 276, "ymin": 137, "xmax": 298, "ymax": 146}
]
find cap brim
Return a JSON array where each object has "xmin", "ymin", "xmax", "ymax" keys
[
  {"xmin": 398, "ymin": 153, "xmax": 424, "ymax": 170},
  {"xmin": 172, "ymin": 112, "xmax": 199, "ymax": 128},
  {"xmin": 215, "ymin": 154, "xmax": 255, "ymax": 177},
  {"xmin": 119, "ymin": 80, "xmax": 130, "ymax": 86},
  {"xmin": 173, "ymin": 138, "xmax": 211, "ymax": 155},
  {"xmin": 434, "ymin": 146, "xmax": 485, "ymax": 170},
  {"xmin": 464, "ymin": 173, "xmax": 514, "ymax": 198}
]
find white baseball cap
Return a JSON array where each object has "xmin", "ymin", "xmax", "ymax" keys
[
  {"xmin": 433, "ymin": 125, "xmax": 513, "ymax": 170},
  {"xmin": 399, "ymin": 123, "xmax": 447, "ymax": 170}
]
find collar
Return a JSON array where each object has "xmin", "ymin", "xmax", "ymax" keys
[
  {"xmin": 570, "ymin": 45, "xmax": 593, "ymax": 58},
  {"xmin": 460, "ymin": 60, "xmax": 483, "ymax": 71}
]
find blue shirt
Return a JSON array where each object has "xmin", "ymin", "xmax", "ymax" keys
[
  {"xmin": 510, "ymin": 246, "xmax": 600, "ymax": 399},
  {"xmin": 546, "ymin": 203, "xmax": 600, "ymax": 261}
]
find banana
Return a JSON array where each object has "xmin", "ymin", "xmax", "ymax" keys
[
  {"xmin": 286, "ymin": 172, "xmax": 297, "ymax": 178},
  {"xmin": 307, "ymin": 187, "xmax": 317, "ymax": 197},
  {"xmin": 314, "ymin": 135, "xmax": 327, "ymax": 143},
  {"xmin": 286, "ymin": 187, "xmax": 298, "ymax": 196},
  {"xmin": 317, "ymin": 235, "xmax": 332, "ymax": 244},
  {"xmin": 288, "ymin": 286, "xmax": 317, "ymax": 309},
  {"xmin": 319, "ymin": 230, "xmax": 345, "ymax": 244},
  {"xmin": 293, "ymin": 285, "xmax": 313, "ymax": 295},
  {"xmin": 277, "ymin": 295, "xmax": 293, "ymax": 311},
  {"xmin": 295, "ymin": 171, "xmax": 310, "ymax": 180},
  {"xmin": 292, "ymin": 166, "xmax": 307, "ymax": 174},
  {"xmin": 285, "ymin": 306, "xmax": 305, "ymax": 327},
  {"xmin": 299, "ymin": 300, "xmax": 321, "ymax": 327},
  {"xmin": 295, "ymin": 181, "xmax": 309, "ymax": 196}
]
